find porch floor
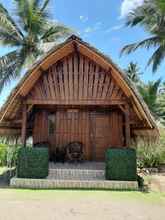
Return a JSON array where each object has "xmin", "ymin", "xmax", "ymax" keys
[
  {"xmin": 49, "ymin": 162, "xmax": 105, "ymax": 170},
  {"xmin": 10, "ymin": 162, "xmax": 138, "ymax": 190}
]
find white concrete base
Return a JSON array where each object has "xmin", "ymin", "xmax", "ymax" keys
[{"xmin": 10, "ymin": 177, "xmax": 138, "ymax": 190}]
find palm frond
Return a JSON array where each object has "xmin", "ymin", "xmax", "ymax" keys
[
  {"xmin": 122, "ymin": 0, "xmax": 165, "ymax": 72},
  {"xmin": 0, "ymin": 1, "xmax": 72, "ymax": 93},
  {"xmin": 0, "ymin": 49, "xmax": 26, "ymax": 92},
  {"xmin": 147, "ymin": 45, "xmax": 165, "ymax": 72},
  {"xmin": 14, "ymin": 0, "xmax": 50, "ymax": 36},
  {"xmin": 0, "ymin": 50, "xmax": 18, "ymax": 71},
  {"xmin": 126, "ymin": 11, "xmax": 145, "ymax": 27},
  {"xmin": 0, "ymin": 51, "xmax": 20, "ymax": 92},
  {"xmin": 0, "ymin": 27, "xmax": 22, "ymax": 46},
  {"xmin": 41, "ymin": 24, "xmax": 72, "ymax": 42},
  {"xmin": 0, "ymin": 3, "xmax": 23, "ymax": 40},
  {"xmin": 41, "ymin": 0, "xmax": 50, "ymax": 12},
  {"xmin": 121, "ymin": 36, "xmax": 160, "ymax": 55},
  {"xmin": 138, "ymin": 78, "xmax": 162, "ymax": 117}
]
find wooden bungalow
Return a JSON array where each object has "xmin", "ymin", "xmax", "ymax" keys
[{"xmin": 0, "ymin": 35, "xmax": 158, "ymax": 161}]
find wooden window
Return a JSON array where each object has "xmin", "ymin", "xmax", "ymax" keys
[{"xmin": 48, "ymin": 113, "xmax": 55, "ymax": 136}]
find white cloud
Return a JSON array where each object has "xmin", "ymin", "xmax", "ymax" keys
[
  {"xmin": 79, "ymin": 15, "xmax": 88, "ymax": 22},
  {"xmin": 84, "ymin": 22, "xmax": 102, "ymax": 34},
  {"xmin": 105, "ymin": 24, "xmax": 123, "ymax": 33},
  {"xmin": 84, "ymin": 27, "xmax": 94, "ymax": 33},
  {"xmin": 120, "ymin": 0, "xmax": 144, "ymax": 18}
]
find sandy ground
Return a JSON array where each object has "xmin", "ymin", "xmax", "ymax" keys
[{"xmin": 0, "ymin": 189, "xmax": 165, "ymax": 220}]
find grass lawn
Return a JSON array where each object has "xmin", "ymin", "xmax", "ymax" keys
[
  {"xmin": 0, "ymin": 189, "xmax": 165, "ymax": 220},
  {"xmin": 0, "ymin": 188, "xmax": 165, "ymax": 202}
]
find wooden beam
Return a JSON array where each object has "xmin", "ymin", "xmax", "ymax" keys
[
  {"xmin": 125, "ymin": 104, "xmax": 131, "ymax": 147},
  {"xmin": 27, "ymin": 104, "xmax": 33, "ymax": 113},
  {"xmin": 26, "ymin": 99, "xmax": 127, "ymax": 106},
  {"xmin": 73, "ymin": 41, "xmax": 78, "ymax": 53},
  {"xmin": 119, "ymin": 105, "xmax": 126, "ymax": 114},
  {"xmin": 21, "ymin": 104, "xmax": 27, "ymax": 147}
]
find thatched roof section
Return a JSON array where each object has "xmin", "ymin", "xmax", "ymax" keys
[{"xmin": 0, "ymin": 35, "xmax": 159, "ymax": 138}]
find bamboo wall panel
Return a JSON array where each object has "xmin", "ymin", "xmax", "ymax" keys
[
  {"xmin": 27, "ymin": 52, "xmax": 126, "ymax": 104},
  {"xmin": 33, "ymin": 110, "xmax": 48, "ymax": 144},
  {"xmin": 47, "ymin": 109, "xmax": 91, "ymax": 160}
]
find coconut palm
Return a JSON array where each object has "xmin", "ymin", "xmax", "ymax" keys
[
  {"xmin": 156, "ymin": 0, "xmax": 165, "ymax": 12},
  {"xmin": 0, "ymin": 0, "xmax": 72, "ymax": 92},
  {"xmin": 138, "ymin": 79, "xmax": 162, "ymax": 118},
  {"xmin": 124, "ymin": 62, "xmax": 142, "ymax": 84},
  {"xmin": 157, "ymin": 81, "xmax": 165, "ymax": 124},
  {"xmin": 121, "ymin": 0, "xmax": 165, "ymax": 72}
]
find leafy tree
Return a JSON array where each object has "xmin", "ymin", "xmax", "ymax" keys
[
  {"xmin": 121, "ymin": 0, "xmax": 165, "ymax": 72},
  {"xmin": 0, "ymin": 0, "xmax": 72, "ymax": 92},
  {"xmin": 124, "ymin": 62, "xmax": 142, "ymax": 84}
]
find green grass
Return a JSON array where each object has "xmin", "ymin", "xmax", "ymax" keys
[{"xmin": 0, "ymin": 189, "xmax": 165, "ymax": 204}]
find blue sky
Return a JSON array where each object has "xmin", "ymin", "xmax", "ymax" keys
[{"xmin": 0, "ymin": 0, "xmax": 164, "ymax": 106}]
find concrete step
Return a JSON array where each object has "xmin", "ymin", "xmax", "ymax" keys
[
  {"xmin": 10, "ymin": 178, "xmax": 138, "ymax": 190},
  {"xmin": 49, "ymin": 162, "xmax": 105, "ymax": 170},
  {"xmin": 48, "ymin": 169, "xmax": 105, "ymax": 180}
]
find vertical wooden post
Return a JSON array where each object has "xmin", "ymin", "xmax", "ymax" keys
[
  {"xmin": 21, "ymin": 104, "xmax": 27, "ymax": 147},
  {"xmin": 125, "ymin": 104, "xmax": 131, "ymax": 147}
]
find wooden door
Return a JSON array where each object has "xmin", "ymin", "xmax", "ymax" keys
[
  {"xmin": 90, "ymin": 112, "xmax": 111, "ymax": 161},
  {"xmin": 90, "ymin": 111, "xmax": 124, "ymax": 161}
]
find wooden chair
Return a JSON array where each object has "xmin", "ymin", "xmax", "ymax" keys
[{"xmin": 66, "ymin": 142, "xmax": 84, "ymax": 162}]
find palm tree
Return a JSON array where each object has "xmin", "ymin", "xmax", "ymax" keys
[
  {"xmin": 124, "ymin": 62, "xmax": 142, "ymax": 84},
  {"xmin": 138, "ymin": 79, "xmax": 161, "ymax": 118},
  {"xmin": 121, "ymin": 0, "xmax": 165, "ymax": 72},
  {"xmin": 157, "ymin": 81, "xmax": 165, "ymax": 124},
  {"xmin": 156, "ymin": 0, "xmax": 165, "ymax": 12},
  {"xmin": 0, "ymin": 0, "xmax": 72, "ymax": 92}
]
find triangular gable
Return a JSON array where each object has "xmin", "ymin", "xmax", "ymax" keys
[
  {"xmin": 0, "ymin": 35, "xmax": 157, "ymax": 134},
  {"xmin": 26, "ymin": 52, "xmax": 127, "ymax": 105}
]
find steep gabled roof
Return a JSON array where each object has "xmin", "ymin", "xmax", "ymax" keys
[{"xmin": 0, "ymin": 35, "xmax": 158, "ymax": 137}]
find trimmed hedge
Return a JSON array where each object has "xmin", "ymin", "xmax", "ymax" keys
[
  {"xmin": 105, "ymin": 148, "xmax": 137, "ymax": 181},
  {"xmin": 17, "ymin": 147, "xmax": 49, "ymax": 179}
]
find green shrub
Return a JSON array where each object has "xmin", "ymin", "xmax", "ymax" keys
[
  {"xmin": 17, "ymin": 147, "xmax": 49, "ymax": 178},
  {"xmin": 135, "ymin": 139, "xmax": 164, "ymax": 168},
  {"xmin": 0, "ymin": 144, "xmax": 22, "ymax": 167},
  {"xmin": 105, "ymin": 148, "xmax": 137, "ymax": 181},
  {"xmin": 0, "ymin": 144, "xmax": 7, "ymax": 166},
  {"xmin": 6, "ymin": 146, "xmax": 21, "ymax": 168}
]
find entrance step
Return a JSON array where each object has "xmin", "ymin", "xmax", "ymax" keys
[
  {"xmin": 49, "ymin": 162, "xmax": 105, "ymax": 170},
  {"xmin": 10, "ymin": 178, "xmax": 138, "ymax": 190},
  {"xmin": 48, "ymin": 169, "xmax": 105, "ymax": 180}
]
